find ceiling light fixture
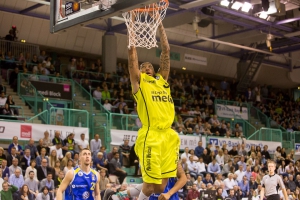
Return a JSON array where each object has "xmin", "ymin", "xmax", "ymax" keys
[
  {"xmin": 241, "ymin": 2, "xmax": 252, "ymax": 12},
  {"xmin": 231, "ymin": 1, "xmax": 243, "ymax": 10},
  {"xmin": 259, "ymin": 11, "xmax": 268, "ymax": 19},
  {"xmin": 220, "ymin": 0, "xmax": 230, "ymax": 7}
]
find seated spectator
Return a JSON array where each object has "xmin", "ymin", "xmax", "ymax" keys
[
  {"xmin": 63, "ymin": 159, "xmax": 73, "ymax": 174},
  {"xmin": 94, "ymin": 152, "xmax": 108, "ymax": 172},
  {"xmin": 224, "ymin": 173, "xmax": 236, "ymax": 193},
  {"xmin": 99, "ymin": 170, "xmax": 110, "ymax": 191},
  {"xmin": 24, "ymin": 160, "xmax": 38, "ymax": 181},
  {"xmin": 0, "ymin": 147, "xmax": 7, "ymax": 166},
  {"xmin": 48, "ymin": 149, "xmax": 59, "ymax": 168},
  {"xmin": 20, "ymin": 149, "xmax": 33, "ymax": 174},
  {"xmin": 196, "ymin": 157, "xmax": 206, "ymax": 177},
  {"xmin": 9, "ymin": 158, "xmax": 22, "ymax": 175},
  {"xmin": 24, "ymin": 171, "xmax": 39, "ymax": 196},
  {"xmin": 53, "ymin": 160, "xmax": 61, "ymax": 177},
  {"xmin": 2, "ymin": 103, "xmax": 12, "ymax": 115},
  {"xmin": 54, "ymin": 171, "xmax": 65, "ymax": 189},
  {"xmin": 103, "ymin": 99, "xmax": 112, "ymax": 111},
  {"xmin": 77, "ymin": 133, "xmax": 90, "ymax": 151},
  {"xmin": 0, "ymin": 181, "xmax": 19, "ymax": 200},
  {"xmin": 207, "ymin": 159, "xmax": 221, "ymax": 181},
  {"xmin": 228, "ymin": 146, "xmax": 238, "ymax": 157},
  {"xmin": 2, "ymin": 159, "xmax": 10, "ymax": 181},
  {"xmin": 18, "ymin": 184, "xmax": 35, "ymax": 200},
  {"xmin": 187, "ymin": 184, "xmax": 199, "ymax": 200},
  {"xmin": 36, "ymin": 159, "xmax": 54, "ymax": 182},
  {"xmin": 42, "ymin": 131, "xmax": 52, "ymax": 154},
  {"xmin": 202, "ymin": 173, "xmax": 213, "ymax": 186},
  {"xmin": 93, "ymin": 86, "xmax": 102, "ymax": 101},
  {"xmin": 39, "ymin": 173, "xmax": 54, "ymax": 194},
  {"xmin": 6, "ymin": 95, "xmax": 19, "ymax": 115},
  {"xmin": 52, "ymin": 131, "xmax": 63, "ymax": 145},
  {"xmin": 61, "ymin": 152, "xmax": 72, "ymax": 169},
  {"xmin": 9, "ymin": 168, "xmax": 24, "ymax": 190},
  {"xmin": 109, "ymin": 152, "xmax": 127, "ymax": 184},
  {"xmin": 181, "ymin": 147, "xmax": 191, "ymax": 160},
  {"xmin": 187, "ymin": 155, "xmax": 200, "ymax": 180},
  {"xmin": 25, "ymin": 139, "xmax": 39, "ymax": 159},
  {"xmin": 36, "ymin": 148, "xmax": 49, "ymax": 167},
  {"xmin": 119, "ymin": 139, "xmax": 131, "ymax": 166},
  {"xmin": 8, "ymin": 136, "xmax": 23, "ymax": 156},
  {"xmin": 195, "ymin": 141, "xmax": 204, "ymax": 158},
  {"xmin": 36, "ymin": 186, "xmax": 51, "ymax": 200},
  {"xmin": 202, "ymin": 149, "xmax": 211, "ymax": 166},
  {"xmin": 214, "ymin": 173, "xmax": 224, "ymax": 188},
  {"xmin": 194, "ymin": 175, "xmax": 203, "ymax": 189},
  {"xmin": 287, "ymin": 174, "xmax": 296, "ymax": 192},
  {"xmin": 249, "ymin": 176, "xmax": 258, "ymax": 190},
  {"xmin": 63, "ymin": 133, "xmax": 77, "ymax": 157},
  {"xmin": 107, "ymin": 147, "xmax": 118, "ymax": 162}
]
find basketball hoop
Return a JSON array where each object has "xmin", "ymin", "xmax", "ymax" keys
[{"xmin": 122, "ymin": 0, "xmax": 169, "ymax": 49}]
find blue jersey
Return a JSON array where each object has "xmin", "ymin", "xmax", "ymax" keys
[
  {"xmin": 65, "ymin": 166, "xmax": 98, "ymax": 200},
  {"xmin": 150, "ymin": 178, "xmax": 179, "ymax": 200}
]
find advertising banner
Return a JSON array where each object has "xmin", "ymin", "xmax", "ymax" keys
[
  {"xmin": 216, "ymin": 104, "xmax": 248, "ymax": 120},
  {"xmin": 0, "ymin": 121, "xmax": 89, "ymax": 141},
  {"xmin": 110, "ymin": 129, "xmax": 206, "ymax": 150},
  {"xmin": 30, "ymin": 81, "xmax": 72, "ymax": 100},
  {"xmin": 184, "ymin": 54, "xmax": 207, "ymax": 66},
  {"xmin": 208, "ymin": 137, "xmax": 281, "ymax": 154}
]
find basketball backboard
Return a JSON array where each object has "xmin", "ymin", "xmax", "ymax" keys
[{"xmin": 49, "ymin": 0, "xmax": 160, "ymax": 33}]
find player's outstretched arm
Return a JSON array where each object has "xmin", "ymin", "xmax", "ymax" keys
[
  {"xmin": 128, "ymin": 45, "xmax": 140, "ymax": 94},
  {"xmin": 158, "ymin": 163, "xmax": 187, "ymax": 200},
  {"xmin": 95, "ymin": 173, "xmax": 101, "ymax": 200},
  {"xmin": 157, "ymin": 22, "xmax": 170, "ymax": 81},
  {"xmin": 56, "ymin": 170, "xmax": 73, "ymax": 200}
]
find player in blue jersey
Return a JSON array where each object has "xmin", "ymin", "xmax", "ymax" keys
[
  {"xmin": 112, "ymin": 163, "xmax": 187, "ymax": 200},
  {"xmin": 56, "ymin": 148, "xmax": 101, "ymax": 200}
]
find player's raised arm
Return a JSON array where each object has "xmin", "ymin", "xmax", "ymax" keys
[
  {"xmin": 56, "ymin": 170, "xmax": 73, "ymax": 200},
  {"xmin": 128, "ymin": 45, "xmax": 140, "ymax": 94},
  {"xmin": 157, "ymin": 22, "xmax": 170, "ymax": 81},
  {"xmin": 158, "ymin": 163, "xmax": 187, "ymax": 200}
]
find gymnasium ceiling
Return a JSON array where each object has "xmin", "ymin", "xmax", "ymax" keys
[{"xmin": 1, "ymin": 0, "xmax": 300, "ymax": 69}]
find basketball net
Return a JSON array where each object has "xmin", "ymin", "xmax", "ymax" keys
[{"xmin": 122, "ymin": 0, "xmax": 169, "ymax": 49}]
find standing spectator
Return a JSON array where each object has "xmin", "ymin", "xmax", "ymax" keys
[
  {"xmin": 195, "ymin": 141, "xmax": 204, "ymax": 158},
  {"xmin": 187, "ymin": 184, "xmax": 200, "ymax": 200},
  {"xmin": 24, "ymin": 171, "xmax": 39, "ymax": 195},
  {"xmin": 8, "ymin": 136, "xmax": 23, "ymax": 156},
  {"xmin": 119, "ymin": 139, "xmax": 131, "ymax": 167},
  {"xmin": 9, "ymin": 168, "xmax": 24, "ymax": 189},
  {"xmin": 77, "ymin": 133, "xmax": 90, "ymax": 151},
  {"xmin": 0, "ymin": 182, "xmax": 19, "ymax": 200},
  {"xmin": 90, "ymin": 134, "xmax": 102, "ymax": 157},
  {"xmin": 109, "ymin": 152, "xmax": 127, "ymax": 184}
]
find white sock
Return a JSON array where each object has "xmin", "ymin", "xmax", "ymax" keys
[
  {"xmin": 129, "ymin": 184, "xmax": 143, "ymax": 197},
  {"xmin": 138, "ymin": 190, "xmax": 150, "ymax": 200}
]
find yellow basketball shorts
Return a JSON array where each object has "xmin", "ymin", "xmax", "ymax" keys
[{"xmin": 134, "ymin": 127, "xmax": 180, "ymax": 184}]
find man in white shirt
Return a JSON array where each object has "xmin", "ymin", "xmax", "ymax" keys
[
  {"xmin": 90, "ymin": 134, "xmax": 102, "ymax": 156},
  {"xmin": 187, "ymin": 155, "xmax": 199, "ymax": 180},
  {"xmin": 49, "ymin": 143, "xmax": 63, "ymax": 159},
  {"xmin": 180, "ymin": 147, "xmax": 191, "ymax": 160},
  {"xmin": 235, "ymin": 164, "xmax": 245, "ymax": 182},
  {"xmin": 77, "ymin": 133, "xmax": 90, "ymax": 151},
  {"xmin": 224, "ymin": 173, "xmax": 237, "ymax": 193},
  {"xmin": 196, "ymin": 157, "xmax": 206, "ymax": 178}
]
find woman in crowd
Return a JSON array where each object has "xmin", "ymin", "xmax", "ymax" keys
[
  {"xmin": 42, "ymin": 131, "xmax": 52, "ymax": 152},
  {"xmin": 255, "ymin": 146, "xmax": 262, "ymax": 154},
  {"xmin": 54, "ymin": 160, "xmax": 61, "ymax": 177},
  {"xmin": 278, "ymin": 160, "xmax": 288, "ymax": 177},
  {"xmin": 0, "ymin": 147, "xmax": 7, "ymax": 166},
  {"xmin": 252, "ymin": 166, "xmax": 259, "ymax": 180},
  {"xmin": 281, "ymin": 147, "xmax": 287, "ymax": 159},
  {"xmin": 248, "ymin": 146, "xmax": 256, "ymax": 157},
  {"xmin": 24, "ymin": 160, "xmax": 38, "ymax": 181},
  {"xmin": 61, "ymin": 152, "xmax": 72, "ymax": 169},
  {"xmin": 63, "ymin": 159, "xmax": 74, "ymax": 174},
  {"xmin": 216, "ymin": 150, "xmax": 224, "ymax": 167},
  {"xmin": 214, "ymin": 173, "xmax": 223, "ymax": 187},
  {"xmin": 193, "ymin": 175, "xmax": 203, "ymax": 189},
  {"xmin": 18, "ymin": 184, "xmax": 34, "ymax": 200},
  {"xmin": 36, "ymin": 186, "xmax": 50, "ymax": 200},
  {"xmin": 36, "ymin": 148, "xmax": 49, "ymax": 167},
  {"xmin": 223, "ymin": 149, "xmax": 230, "ymax": 164},
  {"xmin": 274, "ymin": 146, "xmax": 285, "ymax": 163},
  {"xmin": 6, "ymin": 95, "xmax": 19, "ymax": 115},
  {"xmin": 48, "ymin": 149, "xmax": 58, "ymax": 168},
  {"xmin": 103, "ymin": 99, "xmax": 112, "ymax": 111}
]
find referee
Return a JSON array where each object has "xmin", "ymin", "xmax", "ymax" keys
[{"xmin": 260, "ymin": 160, "xmax": 288, "ymax": 200}]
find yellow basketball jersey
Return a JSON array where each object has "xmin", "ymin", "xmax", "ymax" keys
[{"xmin": 133, "ymin": 73, "xmax": 174, "ymax": 129}]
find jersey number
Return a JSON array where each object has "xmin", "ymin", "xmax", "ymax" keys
[{"xmin": 90, "ymin": 182, "xmax": 95, "ymax": 191}]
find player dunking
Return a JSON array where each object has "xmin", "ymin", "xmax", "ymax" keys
[
  {"xmin": 56, "ymin": 148, "xmax": 101, "ymax": 200},
  {"xmin": 128, "ymin": 21, "xmax": 180, "ymax": 200}
]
